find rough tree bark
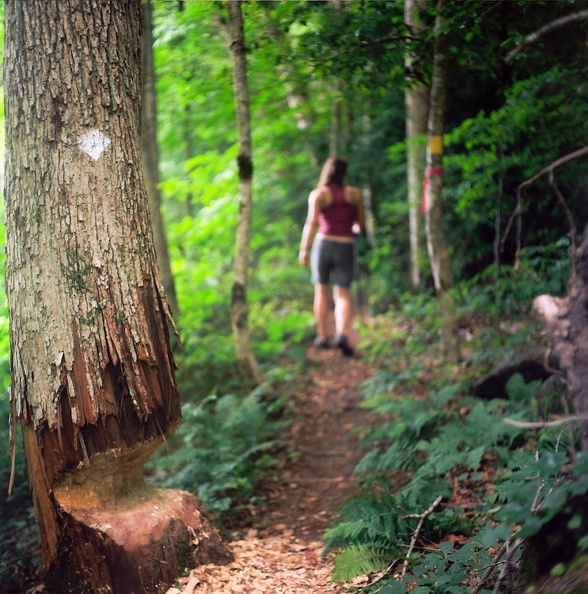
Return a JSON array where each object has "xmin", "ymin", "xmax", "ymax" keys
[
  {"xmin": 534, "ymin": 228, "xmax": 588, "ymax": 450},
  {"xmin": 4, "ymin": 1, "xmax": 229, "ymax": 592},
  {"xmin": 405, "ymin": 0, "xmax": 430, "ymax": 291},
  {"xmin": 227, "ymin": 0, "xmax": 265, "ymax": 388},
  {"xmin": 423, "ymin": 0, "xmax": 460, "ymax": 363},
  {"xmin": 142, "ymin": 0, "xmax": 179, "ymax": 316}
]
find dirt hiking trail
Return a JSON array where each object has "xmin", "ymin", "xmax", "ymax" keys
[{"xmin": 172, "ymin": 328, "xmax": 375, "ymax": 594}]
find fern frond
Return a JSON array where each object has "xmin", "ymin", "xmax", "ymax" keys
[
  {"xmin": 355, "ymin": 438, "xmax": 416, "ymax": 474},
  {"xmin": 331, "ymin": 544, "xmax": 387, "ymax": 582},
  {"xmin": 505, "ymin": 373, "xmax": 541, "ymax": 403}
]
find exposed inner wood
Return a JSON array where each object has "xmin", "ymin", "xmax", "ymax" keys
[
  {"xmin": 54, "ymin": 439, "xmax": 161, "ymax": 509},
  {"xmin": 43, "ymin": 442, "xmax": 232, "ymax": 593}
]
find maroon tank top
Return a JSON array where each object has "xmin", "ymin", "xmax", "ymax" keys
[{"xmin": 318, "ymin": 185, "xmax": 357, "ymax": 238}]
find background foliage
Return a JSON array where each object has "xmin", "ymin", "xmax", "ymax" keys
[{"xmin": 2, "ymin": 1, "xmax": 588, "ymax": 592}]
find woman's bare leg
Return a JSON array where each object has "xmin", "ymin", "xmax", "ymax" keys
[
  {"xmin": 333, "ymin": 285, "xmax": 353, "ymax": 338},
  {"xmin": 314, "ymin": 283, "xmax": 330, "ymax": 339}
]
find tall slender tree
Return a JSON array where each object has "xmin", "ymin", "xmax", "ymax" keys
[
  {"xmin": 227, "ymin": 0, "xmax": 264, "ymax": 388},
  {"xmin": 405, "ymin": 0, "xmax": 430, "ymax": 291},
  {"xmin": 330, "ymin": 79, "xmax": 345, "ymax": 157},
  {"xmin": 423, "ymin": 0, "xmax": 460, "ymax": 363},
  {"xmin": 4, "ymin": 1, "xmax": 228, "ymax": 591},
  {"xmin": 142, "ymin": 0, "xmax": 179, "ymax": 316}
]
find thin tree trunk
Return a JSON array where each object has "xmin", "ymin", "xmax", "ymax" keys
[
  {"xmin": 177, "ymin": 0, "xmax": 196, "ymax": 219},
  {"xmin": 330, "ymin": 79, "xmax": 344, "ymax": 156},
  {"xmin": 329, "ymin": 0, "xmax": 348, "ymax": 158},
  {"xmin": 424, "ymin": 0, "xmax": 460, "ymax": 363},
  {"xmin": 142, "ymin": 0, "xmax": 179, "ymax": 316},
  {"xmin": 227, "ymin": 0, "xmax": 264, "ymax": 388},
  {"xmin": 405, "ymin": 0, "xmax": 430, "ymax": 291},
  {"xmin": 4, "ymin": 1, "xmax": 229, "ymax": 591},
  {"xmin": 183, "ymin": 103, "xmax": 196, "ymax": 218}
]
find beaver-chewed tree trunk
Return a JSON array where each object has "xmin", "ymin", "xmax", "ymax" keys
[
  {"xmin": 4, "ymin": 1, "xmax": 231, "ymax": 592},
  {"xmin": 534, "ymin": 226, "xmax": 588, "ymax": 450}
]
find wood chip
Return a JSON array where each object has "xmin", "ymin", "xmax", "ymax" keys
[
  {"xmin": 185, "ymin": 536, "xmax": 338, "ymax": 594},
  {"xmin": 182, "ymin": 577, "xmax": 200, "ymax": 594}
]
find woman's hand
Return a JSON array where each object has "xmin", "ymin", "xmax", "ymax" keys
[{"xmin": 299, "ymin": 249, "xmax": 309, "ymax": 267}]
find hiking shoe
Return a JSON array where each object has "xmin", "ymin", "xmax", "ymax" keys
[
  {"xmin": 335, "ymin": 335, "xmax": 354, "ymax": 357},
  {"xmin": 313, "ymin": 336, "xmax": 331, "ymax": 349}
]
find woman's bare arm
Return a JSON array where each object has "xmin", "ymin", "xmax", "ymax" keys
[{"xmin": 299, "ymin": 188, "xmax": 323, "ymax": 266}]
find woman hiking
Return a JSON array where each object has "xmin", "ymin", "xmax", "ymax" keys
[{"xmin": 298, "ymin": 156, "xmax": 366, "ymax": 357}]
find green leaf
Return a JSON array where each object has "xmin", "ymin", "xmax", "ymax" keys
[
  {"xmin": 567, "ymin": 514, "xmax": 582, "ymax": 530},
  {"xmin": 439, "ymin": 541, "xmax": 455, "ymax": 556}
]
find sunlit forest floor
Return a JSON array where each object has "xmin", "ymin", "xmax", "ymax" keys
[{"xmin": 171, "ymin": 326, "xmax": 376, "ymax": 594}]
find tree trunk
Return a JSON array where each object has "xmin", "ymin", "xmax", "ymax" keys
[
  {"xmin": 177, "ymin": 0, "xmax": 196, "ymax": 220},
  {"xmin": 227, "ymin": 0, "xmax": 265, "ymax": 389},
  {"xmin": 423, "ymin": 0, "xmax": 460, "ymax": 363},
  {"xmin": 142, "ymin": 0, "xmax": 180, "ymax": 316},
  {"xmin": 329, "ymin": 83, "xmax": 352, "ymax": 160},
  {"xmin": 182, "ymin": 103, "xmax": 196, "ymax": 219},
  {"xmin": 405, "ymin": 0, "xmax": 430, "ymax": 291},
  {"xmin": 4, "ymin": 1, "xmax": 230, "ymax": 592},
  {"xmin": 330, "ymin": 79, "xmax": 344, "ymax": 156},
  {"xmin": 534, "ymin": 227, "xmax": 588, "ymax": 450},
  {"xmin": 329, "ymin": 0, "xmax": 349, "ymax": 159}
]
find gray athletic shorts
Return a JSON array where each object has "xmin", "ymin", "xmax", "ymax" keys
[{"xmin": 311, "ymin": 237, "xmax": 355, "ymax": 288}]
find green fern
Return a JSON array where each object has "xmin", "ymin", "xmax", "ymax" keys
[
  {"xmin": 506, "ymin": 372, "xmax": 541, "ymax": 403},
  {"xmin": 145, "ymin": 387, "xmax": 288, "ymax": 516},
  {"xmin": 331, "ymin": 544, "xmax": 388, "ymax": 582},
  {"xmin": 324, "ymin": 341, "xmax": 569, "ymax": 590},
  {"xmin": 324, "ymin": 492, "xmax": 409, "ymax": 559},
  {"xmin": 355, "ymin": 437, "xmax": 416, "ymax": 475}
]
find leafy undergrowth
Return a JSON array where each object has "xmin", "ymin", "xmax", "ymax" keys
[
  {"xmin": 145, "ymin": 382, "xmax": 292, "ymax": 523},
  {"xmin": 324, "ymin": 308, "xmax": 588, "ymax": 594},
  {"xmin": 0, "ymin": 447, "xmax": 42, "ymax": 593}
]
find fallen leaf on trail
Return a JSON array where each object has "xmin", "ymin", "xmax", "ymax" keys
[{"xmin": 182, "ymin": 577, "xmax": 199, "ymax": 594}]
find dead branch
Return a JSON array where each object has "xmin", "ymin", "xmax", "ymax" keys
[
  {"xmin": 501, "ymin": 145, "xmax": 588, "ymax": 262},
  {"xmin": 400, "ymin": 495, "xmax": 443, "ymax": 579},
  {"xmin": 473, "ymin": 468, "xmax": 552, "ymax": 593},
  {"xmin": 505, "ymin": 9, "xmax": 588, "ymax": 64},
  {"xmin": 504, "ymin": 415, "xmax": 588, "ymax": 429},
  {"xmin": 491, "ymin": 537, "xmax": 524, "ymax": 594},
  {"xmin": 471, "ymin": 535, "xmax": 516, "ymax": 594},
  {"xmin": 519, "ymin": 146, "xmax": 588, "ymax": 193},
  {"xmin": 549, "ymin": 172, "xmax": 577, "ymax": 282}
]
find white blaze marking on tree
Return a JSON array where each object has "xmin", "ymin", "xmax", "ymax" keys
[{"xmin": 78, "ymin": 129, "xmax": 111, "ymax": 161}]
